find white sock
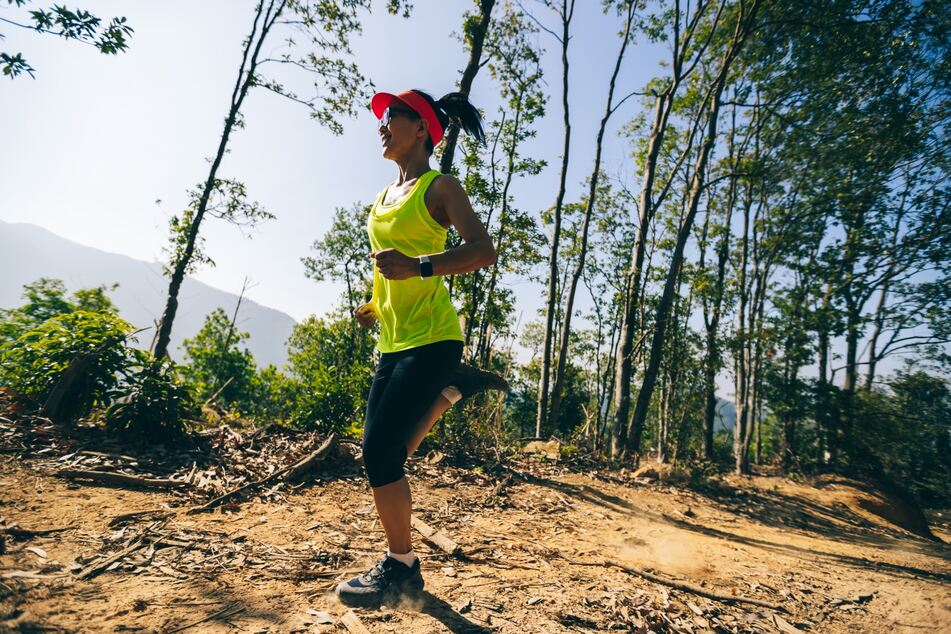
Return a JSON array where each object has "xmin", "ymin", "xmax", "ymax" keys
[
  {"xmin": 441, "ymin": 385, "xmax": 462, "ymax": 404},
  {"xmin": 386, "ymin": 548, "xmax": 418, "ymax": 567}
]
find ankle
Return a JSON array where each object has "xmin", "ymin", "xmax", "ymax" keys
[{"xmin": 386, "ymin": 548, "xmax": 418, "ymax": 567}]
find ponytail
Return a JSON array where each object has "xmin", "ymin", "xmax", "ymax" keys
[{"xmin": 410, "ymin": 89, "xmax": 486, "ymax": 155}]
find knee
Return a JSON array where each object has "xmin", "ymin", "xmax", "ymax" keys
[{"xmin": 362, "ymin": 433, "xmax": 408, "ymax": 488}]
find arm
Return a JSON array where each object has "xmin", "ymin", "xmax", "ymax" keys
[{"xmin": 426, "ymin": 174, "xmax": 497, "ymax": 276}]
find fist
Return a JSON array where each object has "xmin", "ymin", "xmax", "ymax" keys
[
  {"xmin": 371, "ymin": 248, "xmax": 418, "ymax": 280},
  {"xmin": 354, "ymin": 302, "xmax": 377, "ymax": 329}
]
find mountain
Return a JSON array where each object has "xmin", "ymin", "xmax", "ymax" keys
[
  {"xmin": 714, "ymin": 397, "xmax": 736, "ymax": 433},
  {"xmin": 0, "ymin": 221, "xmax": 296, "ymax": 368}
]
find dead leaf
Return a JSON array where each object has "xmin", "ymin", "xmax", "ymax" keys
[
  {"xmin": 306, "ymin": 609, "xmax": 334, "ymax": 624},
  {"xmin": 773, "ymin": 613, "xmax": 805, "ymax": 634}
]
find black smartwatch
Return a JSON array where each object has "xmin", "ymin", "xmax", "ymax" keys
[{"xmin": 418, "ymin": 255, "xmax": 433, "ymax": 278}]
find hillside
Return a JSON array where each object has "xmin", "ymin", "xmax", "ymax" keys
[
  {"xmin": 0, "ymin": 221, "xmax": 296, "ymax": 368},
  {"xmin": 1, "ymin": 415, "xmax": 948, "ymax": 633}
]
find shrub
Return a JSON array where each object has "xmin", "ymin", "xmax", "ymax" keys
[
  {"xmin": 0, "ymin": 310, "xmax": 135, "ymax": 420},
  {"xmin": 104, "ymin": 356, "xmax": 198, "ymax": 441}
]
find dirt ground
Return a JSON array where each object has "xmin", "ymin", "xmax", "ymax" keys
[{"xmin": 1, "ymin": 426, "xmax": 950, "ymax": 633}]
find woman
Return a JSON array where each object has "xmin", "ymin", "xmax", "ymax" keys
[{"xmin": 335, "ymin": 89, "xmax": 496, "ymax": 609}]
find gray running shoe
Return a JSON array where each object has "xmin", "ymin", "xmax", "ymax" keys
[
  {"xmin": 335, "ymin": 555, "xmax": 424, "ymax": 609},
  {"xmin": 449, "ymin": 363, "xmax": 510, "ymax": 399}
]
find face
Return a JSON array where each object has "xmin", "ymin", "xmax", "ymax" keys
[{"xmin": 378, "ymin": 100, "xmax": 427, "ymax": 159}]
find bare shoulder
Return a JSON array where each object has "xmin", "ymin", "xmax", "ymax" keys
[
  {"xmin": 425, "ymin": 173, "xmax": 469, "ymax": 227},
  {"xmin": 428, "ymin": 173, "xmax": 466, "ymax": 200}
]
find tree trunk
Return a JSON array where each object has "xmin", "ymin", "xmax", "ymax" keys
[
  {"xmin": 536, "ymin": 0, "xmax": 575, "ymax": 438},
  {"xmin": 153, "ymin": 0, "xmax": 285, "ymax": 359},
  {"xmin": 627, "ymin": 4, "xmax": 762, "ymax": 456},
  {"xmin": 610, "ymin": 90, "xmax": 675, "ymax": 458},
  {"xmin": 548, "ymin": 1, "xmax": 634, "ymax": 431},
  {"xmin": 439, "ymin": 0, "xmax": 496, "ymax": 175}
]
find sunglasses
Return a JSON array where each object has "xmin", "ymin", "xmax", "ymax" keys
[{"xmin": 379, "ymin": 105, "xmax": 418, "ymax": 129}]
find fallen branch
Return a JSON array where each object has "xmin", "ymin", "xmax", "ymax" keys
[
  {"xmin": 1, "ymin": 523, "xmax": 72, "ymax": 539},
  {"xmin": 340, "ymin": 609, "xmax": 371, "ymax": 634},
  {"xmin": 56, "ymin": 469, "xmax": 192, "ymax": 490},
  {"xmin": 283, "ymin": 434, "xmax": 339, "ymax": 482},
  {"xmin": 412, "ymin": 517, "xmax": 461, "ymax": 557},
  {"xmin": 574, "ymin": 558, "xmax": 787, "ymax": 612},
  {"xmin": 187, "ymin": 433, "xmax": 337, "ymax": 514},
  {"xmin": 76, "ymin": 520, "xmax": 168, "ymax": 580}
]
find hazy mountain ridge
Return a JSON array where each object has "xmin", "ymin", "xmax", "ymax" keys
[{"xmin": 0, "ymin": 221, "xmax": 296, "ymax": 368}]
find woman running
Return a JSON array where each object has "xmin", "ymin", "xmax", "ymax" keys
[{"xmin": 335, "ymin": 89, "xmax": 496, "ymax": 608}]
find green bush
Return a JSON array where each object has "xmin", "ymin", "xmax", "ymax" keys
[
  {"xmin": 0, "ymin": 310, "xmax": 135, "ymax": 420},
  {"xmin": 0, "ymin": 278, "xmax": 119, "ymax": 345},
  {"xmin": 286, "ymin": 314, "xmax": 376, "ymax": 434},
  {"xmin": 104, "ymin": 356, "xmax": 198, "ymax": 441},
  {"xmin": 179, "ymin": 307, "xmax": 258, "ymax": 414}
]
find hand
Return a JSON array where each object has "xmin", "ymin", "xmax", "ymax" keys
[
  {"xmin": 354, "ymin": 302, "xmax": 377, "ymax": 329},
  {"xmin": 371, "ymin": 248, "xmax": 420, "ymax": 280}
]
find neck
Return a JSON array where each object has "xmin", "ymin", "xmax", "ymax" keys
[{"xmin": 394, "ymin": 152, "xmax": 432, "ymax": 185}]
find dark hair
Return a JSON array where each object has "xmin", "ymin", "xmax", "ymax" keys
[{"xmin": 409, "ymin": 89, "xmax": 486, "ymax": 155}]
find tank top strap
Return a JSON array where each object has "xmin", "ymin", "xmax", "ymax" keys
[{"xmin": 417, "ymin": 169, "xmax": 442, "ymax": 194}]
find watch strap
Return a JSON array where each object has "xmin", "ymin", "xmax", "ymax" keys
[{"xmin": 418, "ymin": 254, "xmax": 433, "ymax": 278}]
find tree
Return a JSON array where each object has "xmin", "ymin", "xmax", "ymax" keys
[
  {"xmin": 0, "ymin": 277, "xmax": 118, "ymax": 344},
  {"xmin": 528, "ymin": 0, "xmax": 576, "ymax": 438},
  {"xmin": 611, "ymin": 0, "xmax": 729, "ymax": 459},
  {"xmin": 303, "ymin": 202, "xmax": 374, "ymax": 318},
  {"xmin": 180, "ymin": 308, "xmax": 258, "ymax": 413},
  {"xmin": 151, "ymin": 0, "xmax": 411, "ymax": 359},
  {"xmin": 457, "ymin": 1, "xmax": 546, "ymax": 366},
  {"xmin": 285, "ymin": 311, "xmax": 376, "ymax": 433},
  {"xmin": 438, "ymin": 0, "xmax": 497, "ymax": 174},
  {"xmin": 548, "ymin": 0, "xmax": 638, "ymax": 432}
]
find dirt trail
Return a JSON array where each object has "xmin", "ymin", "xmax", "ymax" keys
[{"xmin": 2, "ymin": 440, "xmax": 950, "ymax": 633}]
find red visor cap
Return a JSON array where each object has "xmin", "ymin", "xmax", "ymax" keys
[{"xmin": 371, "ymin": 90, "xmax": 444, "ymax": 147}]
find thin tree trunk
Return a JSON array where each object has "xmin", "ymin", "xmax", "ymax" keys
[
  {"xmin": 153, "ymin": 0, "xmax": 284, "ymax": 359},
  {"xmin": 439, "ymin": 0, "xmax": 496, "ymax": 175},
  {"xmin": 536, "ymin": 0, "xmax": 575, "ymax": 438},
  {"xmin": 211, "ymin": 277, "xmax": 250, "ymax": 392},
  {"xmin": 701, "ymin": 102, "xmax": 740, "ymax": 460},
  {"xmin": 548, "ymin": 1, "xmax": 635, "ymax": 431},
  {"xmin": 610, "ymin": 0, "xmax": 729, "ymax": 461},
  {"xmin": 628, "ymin": 0, "xmax": 762, "ymax": 456}
]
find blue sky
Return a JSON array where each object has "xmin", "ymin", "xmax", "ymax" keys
[
  {"xmin": 3, "ymin": 1, "xmax": 928, "ymax": 395},
  {"xmin": 1, "ymin": 0, "xmax": 659, "ymax": 325}
]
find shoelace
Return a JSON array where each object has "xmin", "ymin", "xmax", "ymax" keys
[{"xmin": 362, "ymin": 557, "xmax": 393, "ymax": 583}]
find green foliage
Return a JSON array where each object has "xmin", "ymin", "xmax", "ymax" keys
[
  {"xmin": 1, "ymin": 1, "xmax": 133, "ymax": 79},
  {"xmin": 0, "ymin": 310, "xmax": 135, "ymax": 420},
  {"xmin": 0, "ymin": 278, "xmax": 119, "ymax": 344},
  {"xmin": 104, "ymin": 356, "xmax": 198, "ymax": 441},
  {"xmin": 454, "ymin": 2, "xmax": 547, "ymax": 364},
  {"xmin": 251, "ymin": 364, "xmax": 301, "ymax": 422},
  {"xmin": 256, "ymin": 0, "xmax": 412, "ymax": 135},
  {"xmin": 285, "ymin": 312, "xmax": 376, "ymax": 435},
  {"xmin": 180, "ymin": 308, "xmax": 258, "ymax": 413},
  {"xmin": 303, "ymin": 202, "xmax": 373, "ymax": 313},
  {"xmin": 846, "ymin": 370, "xmax": 951, "ymax": 507}
]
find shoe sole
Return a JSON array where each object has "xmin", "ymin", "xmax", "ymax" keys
[{"xmin": 335, "ymin": 578, "xmax": 425, "ymax": 609}]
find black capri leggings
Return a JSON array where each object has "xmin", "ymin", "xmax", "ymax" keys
[{"xmin": 362, "ymin": 339, "xmax": 463, "ymax": 488}]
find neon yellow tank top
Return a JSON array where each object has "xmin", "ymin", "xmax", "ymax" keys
[{"xmin": 367, "ymin": 168, "xmax": 464, "ymax": 353}]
